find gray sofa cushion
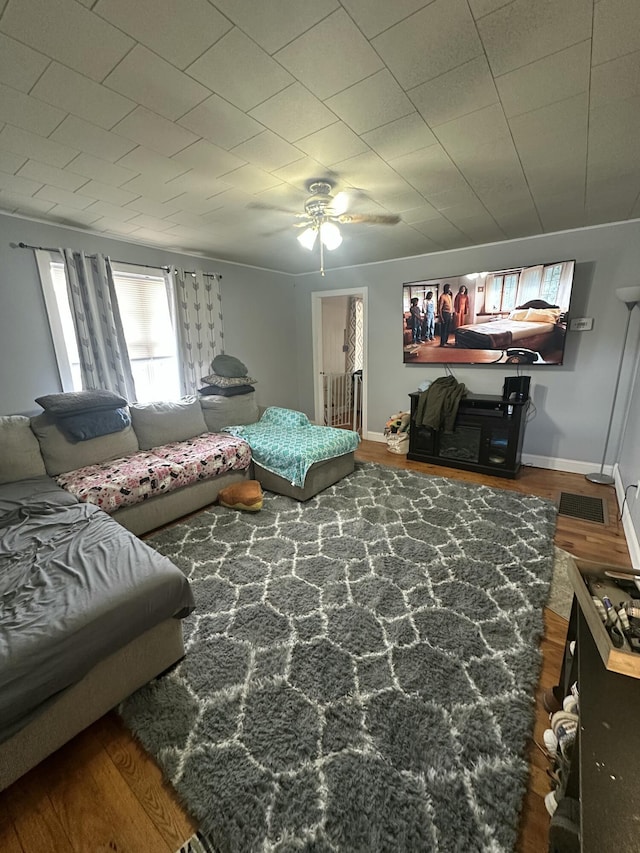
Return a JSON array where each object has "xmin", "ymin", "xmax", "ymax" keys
[
  {"xmin": 200, "ymin": 392, "xmax": 260, "ymax": 433},
  {"xmin": 130, "ymin": 396, "xmax": 208, "ymax": 450},
  {"xmin": 0, "ymin": 416, "xmax": 47, "ymax": 484},
  {"xmin": 30, "ymin": 414, "xmax": 140, "ymax": 476}
]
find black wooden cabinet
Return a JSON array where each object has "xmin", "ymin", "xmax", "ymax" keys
[{"xmin": 408, "ymin": 392, "xmax": 528, "ymax": 478}]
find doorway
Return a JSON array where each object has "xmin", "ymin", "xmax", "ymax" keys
[{"xmin": 311, "ymin": 287, "xmax": 368, "ymax": 436}]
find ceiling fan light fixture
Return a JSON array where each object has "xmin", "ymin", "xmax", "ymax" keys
[
  {"xmin": 320, "ymin": 221, "xmax": 342, "ymax": 250},
  {"xmin": 297, "ymin": 227, "xmax": 318, "ymax": 251}
]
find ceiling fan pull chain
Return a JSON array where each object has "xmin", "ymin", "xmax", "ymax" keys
[{"xmin": 320, "ymin": 227, "xmax": 325, "ymax": 276}]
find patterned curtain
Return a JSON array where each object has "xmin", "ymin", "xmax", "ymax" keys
[
  {"xmin": 62, "ymin": 249, "xmax": 137, "ymax": 400},
  {"xmin": 345, "ymin": 296, "xmax": 363, "ymax": 373},
  {"xmin": 166, "ymin": 267, "xmax": 223, "ymax": 396}
]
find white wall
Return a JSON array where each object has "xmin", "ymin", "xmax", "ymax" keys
[{"xmin": 0, "ymin": 214, "xmax": 297, "ymax": 415}]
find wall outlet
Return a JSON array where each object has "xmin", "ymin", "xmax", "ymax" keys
[{"xmin": 569, "ymin": 317, "xmax": 594, "ymax": 331}]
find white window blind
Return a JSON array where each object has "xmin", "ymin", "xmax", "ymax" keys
[{"xmin": 112, "ymin": 272, "xmax": 175, "ymax": 360}]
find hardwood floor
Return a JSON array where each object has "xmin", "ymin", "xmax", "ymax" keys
[{"xmin": 1, "ymin": 442, "xmax": 631, "ymax": 853}]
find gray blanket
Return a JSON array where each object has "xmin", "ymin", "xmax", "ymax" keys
[{"xmin": 0, "ymin": 478, "xmax": 194, "ymax": 743}]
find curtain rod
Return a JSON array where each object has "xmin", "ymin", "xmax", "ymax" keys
[{"xmin": 14, "ymin": 242, "xmax": 222, "ymax": 278}]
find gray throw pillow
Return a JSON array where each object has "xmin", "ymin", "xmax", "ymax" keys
[
  {"xmin": 130, "ymin": 396, "xmax": 208, "ymax": 450},
  {"xmin": 211, "ymin": 354, "xmax": 248, "ymax": 378},
  {"xmin": 35, "ymin": 389, "xmax": 128, "ymax": 415}
]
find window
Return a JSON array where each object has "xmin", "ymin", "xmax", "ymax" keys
[
  {"xmin": 540, "ymin": 264, "xmax": 563, "ymax": 303},
  {"xmin": 486, "ymin": 272, "xmax": 520, "ymax": 313},
  {"xmin": 37, "ymin": 252, "xmax": 181, "ymax": 402}
]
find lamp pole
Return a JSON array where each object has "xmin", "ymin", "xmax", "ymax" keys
[{"xmin": 586, "ymin": 302, "xmax": 636, "ymax": 485}]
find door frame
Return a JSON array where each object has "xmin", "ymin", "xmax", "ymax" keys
[{"xmin": 311, "ymin": 287, "xmax": 368, "ymax": 437}]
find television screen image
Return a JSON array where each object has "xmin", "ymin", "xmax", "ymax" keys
[{"xmin": 402, "ymin": 260, "xmax": 575, "ymax": 365}]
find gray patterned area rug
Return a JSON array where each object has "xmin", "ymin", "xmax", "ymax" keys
[{"xmin": 120, "ymin": 462, "xmax": 557, "ymax": 853}]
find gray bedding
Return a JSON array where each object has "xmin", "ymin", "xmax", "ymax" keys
[{"xmin": 0, "ymin": 478, "xmax": 194, "ymax": 743}]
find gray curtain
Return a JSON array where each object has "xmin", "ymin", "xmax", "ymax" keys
[
  {"xmin": 62, "ymin": 250, "xmax": 137, "ymax": 400},
  {"xmin": 166, "ymin": 267, "xmax": 223, "ymax": 396}
]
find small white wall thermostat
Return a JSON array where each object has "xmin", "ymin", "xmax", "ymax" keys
[{"xmin": 569, "ymin": 317, "xmax": 594, "ymax": 331}]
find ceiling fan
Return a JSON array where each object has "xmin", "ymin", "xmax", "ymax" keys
[{"xmin": 253, "ymin": 179, "xmax": 400, "ymax": 275}]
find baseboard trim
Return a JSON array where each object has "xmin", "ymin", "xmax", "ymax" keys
[
  {"xmin": 614, "ymin": 464, "xmax": 640, "ymax": 570},
  {"xmin": 521, "ymin": 454, "xmax": 615, "ymax": 477}
]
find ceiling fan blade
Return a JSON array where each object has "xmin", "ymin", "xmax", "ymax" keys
[
  {"xmin": 330, "ymin": 191, "xmax": 350, "ymax": 215},
  {"xmin": 248, "ymin": 201, "xmax": 303, "ymax": 215},
  {"xmin": 338, "ymin": 213, "xmax": 401, "ymax": 225}
]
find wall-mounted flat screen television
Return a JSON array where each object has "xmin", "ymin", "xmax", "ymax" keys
[{"xmin": 402, "ymin": 260, "xmax": 575, "ymax": 365}]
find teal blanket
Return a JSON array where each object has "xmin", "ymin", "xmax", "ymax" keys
[{"xmin": 224, "ymin": 407, "xmax": 360, "ymax": 487}]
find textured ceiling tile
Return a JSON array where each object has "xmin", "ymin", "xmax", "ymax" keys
[
  {"xmin": 0, "ymin": 33, "xmax": 49, "ymax": 93},
  {"xmin": 477, "ymin": 0, "xmax": 593, "ymax": 77},
  {"xmin": 0, "ymin": 191, "xmax": 55, "ymax": 216},
  {"xmin": 112, "ymin": 107, "xmax": 199, "ymax": 157},
  {"xmin": 409, "ymin": 56, "xmax": 498, "ymax": 127},
  {"xmin": 93, "ymin": 0, "xmax": 232, "ymax": 69},
  {"xmin": 590, "ymin": 50, "xmax": 640, "ymax": 109},
  {"xmin": 45, "ymin": 204, "xmax": 104, "ymax": 225},
  {"xmin": 116, "ymin": 146, "xmax": 188, "ymax": 181},
  {"xmin": 126, "ymin": 213, "xmax": 177, "ymax": 232},
  {"xmin": 0, "ymin": 125, "xmax": 78, "ymax": 168},
  {"xmin": 492, "ymin": 207, "xmax": 543, "ymax": 240},
  {"xmin": 340, "ymin": 0, "xmax": 436, "ymax": 39},
  {"xmin": 362, "ymin": 114, "xmax": 437, "ymax": 160},
  {"xmin": 433, "ymin": 103, "xmax": 511, "ymax": 156},
  {"xmin": 410, "ymin": 214, "xmax": 467, "ymax": 244},
  {"xmin": 0, "ymin": 84, "xmax": 65, "ymax": 136},
  {"xmin": 17, "ymin": 160, "xmax": 88, "ymax": 192},
  {"xmin": 210, "ymin": 0, "xmax": 340, "ymax": 55},
  {"xmin": 75, "ymin": 179, "xmax": 139, "ymax": 206},
  {"xmin": 31, "ymin": 62, "xmax": 135, "ymax": 130},
  {"xmin": 249, "ymin": 84, "xmax": 337, "ymax": 142},
  {"xmin": 396, "ymin": 200, "xmax": 441, "ymax": 223},
  {"xmin": 274, "ymin": 10, "xmax": 383, "ymax": 100},
  {"xmin": 296, "ymin": 123, "xmax": 367, "ymax": 165},
  {"xmin": 0, "ymin": 0, "xmax": 133, "ymax": 82},
  {"xmin": 65, "ymin": 152, "xmax": 139, "ymax": 186},
  {"xmin": 593, "ymin": 0, "xmax": 640, "ymax": 66},
  {"xmin": 161, "ymin": 172, "xmax": 230, "ymax": 199},
  {"xmin": 496, "ymin": 41, "xmax": 591, "ymax": 118},
  {"xmin": 104, "ymin": 46, "xmax": 210, "ymax": 122},
  {"xmin": 390, "ymin": 145, "xmax": 466, "ymax": 196},
  {"xmin": 372, "ymin": 0, "xmax": 483, "ymax": 89},
  {"xmin": 116, "ymin": 175, "xmax": 189, "ymax": 203},
  {"xmin": 179, "ymin": 94, "xmax": 265, "ymax": 150},
  {"xmin": 230, "ymin": 131, "xmax": 304, "ymax": 172},
  {"xmin": 468, "ymin": 0, "xmax": 514, "ymax": 18},
  {"xmin": 535, "ymin": 191, "xmax": 587, "ymax": 231},
  {"xmin": 218, "ymin": 164, "xmax": 282, "ymax": 193},
  {"xmin": 124, "ymin": 196, "xmax": 185, "ymax": 219},
  {"xmin": 50, "ymin": 115, "xmax": 136, "ymax": 162},
  {"xmin": 588, "ymin": 96, "xmax": 640, "ymax": 175},
  {"xmin": 34, "ymin": 184, "xmax": 97, "ymax": 210},
  {"xmin": 273, "ymin": 156, "xmax": 335, "ymax": 190},
  {"xmin": 326, "ymin": 70, "xmax": 414, "ymax": 135},
  {"xmin": 171, "ymin": 140, "xmax": 247, "ymax": 178},
  {"xmin": 187, "ymin": 28, "xmax": 294, "ymax": 112},
  {"xmin": 330, "ymin": 150, "xmax": 406, "ymax": 194},
  {"xmin": 83, "ymin": 200, "xmax": 139, "ymax": 221},
  {"xmin": 91, "ymin": 218, "xmax": 143, "ymax": 235},
  {"xmin": 0, "ymin": 170, "xmax": 43, "ymax": 196},
  {"xmin": 0, "ymin": 149, "xmax": 26, "ymax": 174}
]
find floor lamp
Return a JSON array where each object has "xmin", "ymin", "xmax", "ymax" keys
[{"xmin": 586, "ymin": 285, "xmax": 640, "ymax": 485}]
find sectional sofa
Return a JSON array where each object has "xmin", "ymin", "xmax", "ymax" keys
[{"xmin": 0, "ymin": 395, "xmax": 253, "ymax": 790}]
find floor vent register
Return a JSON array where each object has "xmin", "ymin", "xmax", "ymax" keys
[{"xmin": 558, "ymin": 492, "xmax": 607, "ymax": 524}]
